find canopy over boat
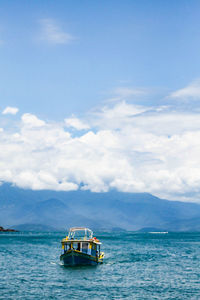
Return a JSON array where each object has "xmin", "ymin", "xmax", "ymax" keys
[{"xmin": 68, "ymin": 227, "xmax": 93, "ymax": 240}]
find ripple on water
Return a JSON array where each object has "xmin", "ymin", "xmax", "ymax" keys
[{"xmin": 0, "ymin": 232, "xmax": 200, "ymax": 299}]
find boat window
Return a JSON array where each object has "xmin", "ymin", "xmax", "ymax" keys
[
  {"xmin": 82, "ymin": 242, "xmax": 88, "ymax": 253},
  {"xmin": 68, "ymin": 229, "xmax": 93, "ymax": 240},
  {"xmin": 72, "ymin": 242, "xmax": 81, "ymax": 251},
  {"xmin": 64, "ymin": 243, "xmax": 70, "ymax": 251},
  {"xmin": 95, "ymin": 245, "xmax": 100, "ymax": 257},
  {"xmin": 77, "ymin": 243, "xmax": 80, "ymax": 251},
  {"xmin": 92, "ymin": 244, "xmax": 96, "ymax": 250}
]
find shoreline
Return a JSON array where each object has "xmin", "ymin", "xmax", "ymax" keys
[{"xmin": 0, "ymin": 226, "xmax": 18, "ymax": 232}]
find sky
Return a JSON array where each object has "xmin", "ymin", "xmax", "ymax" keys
[{"xmin": 1, "ymin": 0, "xmax": 200, "ymax": 202}]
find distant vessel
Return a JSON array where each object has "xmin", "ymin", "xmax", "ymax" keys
[
  {"xmin": 149, "ymin": 232, "xmax": 168, "ymax": 234},
  {"xmin": 60, "ymin": 227, "xmax": 104, "ymax": 266}
]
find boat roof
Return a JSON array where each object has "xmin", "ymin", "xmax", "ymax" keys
[
  {"xmin": 69, "ymin": 227, "xmax": 92, "ymax": 232},
  {"xmin": 67, "ymin": 227, "xmax": 93, "ymax": 240}
]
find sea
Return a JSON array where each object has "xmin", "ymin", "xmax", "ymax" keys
[{"xmin": 0, "ymin": 231, "xmax": 200, "ymax": 299}]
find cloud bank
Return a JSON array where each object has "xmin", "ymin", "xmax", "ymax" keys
[
  {"xmin": 1, "ymin": 83, "xmax": 200, "ymax": 202},
  {"xmin": 169, "ymin": 79, "xmax": 200, "ymax": 101}
]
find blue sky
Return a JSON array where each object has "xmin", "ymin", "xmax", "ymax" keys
[
  {"xmin": 1, "ymin": 1, "xmax": 200, "ymax": 202},
  {"xmin": 0, "ymin": 0, "xmax": 200, "ymax": 118}
]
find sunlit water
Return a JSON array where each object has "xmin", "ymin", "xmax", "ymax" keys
[{"xmin": 0, "ymin": 231, "xmax": 200, "ymax": 299}]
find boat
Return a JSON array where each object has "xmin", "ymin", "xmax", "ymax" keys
[
  {"xmin": 149, "ymin": 231, "xmax": 168, "ymax": 234},
  {"xmin": 60, "ymin": 227, "xmax": 104, "ymax": 266}
]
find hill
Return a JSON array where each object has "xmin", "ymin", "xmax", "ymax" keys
[{"xmin": 0, "ymin": 183, "xmax": 200, "ymax": 231}]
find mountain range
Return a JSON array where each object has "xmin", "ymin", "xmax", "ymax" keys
[{"xmin": 0, "ymin": 183, "xmax": 200, "ymax": 231}]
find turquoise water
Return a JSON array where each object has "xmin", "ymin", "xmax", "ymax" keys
[{"xmin": 0, "ymin": 232, "xmax": 200, "ymax": 299}]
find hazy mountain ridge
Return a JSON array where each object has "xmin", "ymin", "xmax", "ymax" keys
[{"xmin": 0, "ymin": 183, "xmax": 200, "ymax": 231}]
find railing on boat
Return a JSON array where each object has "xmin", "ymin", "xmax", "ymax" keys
[{"xmin": 67, "ymin": 227, "xmax": 93, "ymax": 240}]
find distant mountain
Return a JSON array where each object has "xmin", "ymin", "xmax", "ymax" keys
[
  {"xmin": 0, "ymin": 183, "xmax": 200, "ymax": 231},
  {"xmin": 13, "ymin": 223, "xmax": 58, "ymax": 232}
]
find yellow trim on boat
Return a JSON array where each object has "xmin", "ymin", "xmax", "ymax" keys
[
  {"xmin": 62, "ymin": 249, "xmax": 103, "ymax": 262},
  {"xmin": 61, "ymin": 238, "xmax": 101, "ymax": 245}
]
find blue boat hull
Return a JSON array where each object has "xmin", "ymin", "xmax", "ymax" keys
[{"xmin": 60, "ymin": 250, "xmax": 101, "ymax": 266}]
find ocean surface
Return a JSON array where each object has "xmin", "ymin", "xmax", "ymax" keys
[{"xmin": 0, "ymin": 231, "xmax": 200, "ymax": 299}]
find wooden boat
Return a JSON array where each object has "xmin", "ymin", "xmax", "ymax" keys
[{"xmin": 60, "ymin": 227, "xmax": 104, "ymax": 266}]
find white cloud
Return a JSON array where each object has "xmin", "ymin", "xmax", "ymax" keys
[
  {"xmin": 2, "ymin": 106, "xmax": 19, "ymax": 115},
  {"xmin": 113, "ymin": 87, "xmax": 146, "ymax": 98},
  {"xmin": 1, "ymin": 100, "xmax": 200, "ymax": 202},
  {"xmin": 169, "ymin": 79, "xmax": 200, "ymax": 100},
  {"xmin": 39, "ymin": 18, "xmax": 75, "ymax": 44},
  {"xmin": 106, "ymin": 86, "xmax": 147, "ymax": 103},
  {"xmin": 21, "ymin": 113, "xmax": 46, "ymax": 128},
  {"xmin": 65, "ymin": 116, "xmax": 90, "ymax": 130},
  {"xmin": 90, "ymin": 101, "xmax": 150, "ymax": 130}
]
